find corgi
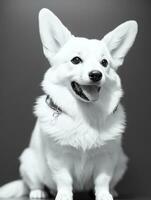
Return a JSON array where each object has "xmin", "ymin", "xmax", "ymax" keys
[{"xmin": 0, "ymin": 8, "xmax": 138, "ymax": 200}]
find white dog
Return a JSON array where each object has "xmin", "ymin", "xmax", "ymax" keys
[{"xmin": 0, "ymin": 8, "xmax": 138, "ymax": 200}]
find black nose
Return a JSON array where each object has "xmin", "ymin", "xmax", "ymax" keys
[{"xmin": 89, "ymin": 70, "xmax": 102, "ymax": 82}]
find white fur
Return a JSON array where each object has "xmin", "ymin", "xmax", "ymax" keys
[
  {"xmin": 29, "ymin": 189, "xmax": 49, "ymax": 199},
  {"xmin": 0, "ymin": 8, "xmax": 138, "ymax": 200}
]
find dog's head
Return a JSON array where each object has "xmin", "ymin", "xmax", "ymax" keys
[{"xmin": 39, "ymin": 8, "xmax": 138, "ymax": 108}]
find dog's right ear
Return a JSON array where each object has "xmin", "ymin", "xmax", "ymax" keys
[
  {"xmin": 39, "ymin": 8, "xmax": 72, "ymax": 63},
  {"xmin": 102, "ymin": 21, "xmax": 138, "ymax": 69}
]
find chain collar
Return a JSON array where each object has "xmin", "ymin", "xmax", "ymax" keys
[
  {"xmin": 45, "ymin": 95, "xmax": 62, "ymax": 118},
  {"xmin": 45, "ymin": 95, "xmax": 118, "ymax": 119},
  {"xmin": 113, "ymin": 105, "xmax": 118, "ymax": 114}
]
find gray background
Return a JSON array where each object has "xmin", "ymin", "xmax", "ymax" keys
[{"xmin": 0, "ymin": 0, "xmax": 151, "ymax": 197}]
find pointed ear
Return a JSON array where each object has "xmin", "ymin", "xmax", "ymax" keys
[
  {"xmin": 103, "ymin": 21, "xmax": 138, "ymax": 69},
  {"xmin": 39, "ymin": 8, "xmax": 72, "ymax": 63}
]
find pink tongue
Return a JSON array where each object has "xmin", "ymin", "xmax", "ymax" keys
[{"xmin": 81, "ymin": 85, "xmax": 100, "ymax": 101}]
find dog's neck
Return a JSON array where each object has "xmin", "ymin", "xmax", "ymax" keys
[
  {"xmin": 43, "ymin": 79, "xmax": 122, "ymax": 121},
  {"xmin": 45, "ymin": 94, "xmax": 119, "ymax": 122}
]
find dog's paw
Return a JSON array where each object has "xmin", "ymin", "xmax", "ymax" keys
[
  {"xmin": 29, "ymin": 189, "xmax": 49, "ymax": 199},
  {"xmin": 96, "ymin": 191, "xmax": 113, "ymax": 200},
  {"xmin": 55, "ymin": 191, "xmax": 73, "ymax": 200}
]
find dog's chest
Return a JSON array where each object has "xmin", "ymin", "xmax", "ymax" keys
[
  {"xmin": 45, "ymin": 140, "xmax": 95, "ymax": 190},
  {"xmin": 72, "ymin": 150, "xmax": 94, "ymax": 190},
  {"xmin": 40, "ymin": 106, "xmax": 104, "ymax": 149},
  {"xmin": 37, "ymin": 95, "xmax": 124, "ymax": 149}
]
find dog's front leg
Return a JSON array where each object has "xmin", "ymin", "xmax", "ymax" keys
[
  {"xmin": 94, "ymin": 155, "xmax": 117, "ymax": 200},
  {"xmin": 95, "ymin": 172, "xmax": 113, "ymax": 200},
  {"xmin": 53, "ymin": 169, "xmax": 73, "ymax": 200}
]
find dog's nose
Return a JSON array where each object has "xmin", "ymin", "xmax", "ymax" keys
[{"xmin": 89, "ymin": 70, "xmax": 102, "ymax": 82}]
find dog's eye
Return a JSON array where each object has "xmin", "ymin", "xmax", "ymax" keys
[
  {"xmin": 71, "ymin": 56, "xmax": 82, "ymax": 64},
  {"xmin": 100, "ymin": 59, "xmax": 108, "ymax": 67}
]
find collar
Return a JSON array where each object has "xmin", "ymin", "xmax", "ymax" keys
[
  {"xmin": 45, "ymin": 95, "xmax": 62, "ymax": 117},
  {"xmin": 45, "ymin": 95, "xmax": 118, "ymax": 117},
  {"xmin": 113, "ymin": 105, "xmax": 118, "ymax": 114}
]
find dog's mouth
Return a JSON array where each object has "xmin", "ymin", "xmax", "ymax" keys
[{"xmin": 71, "ymin": 81, "xmax": 101, "ymax": 102}]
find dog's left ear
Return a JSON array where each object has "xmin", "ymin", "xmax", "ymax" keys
[
  {"xmin": 39, "ymin": 8, "xmax": 72, "ymax": 63},
  {"xmin": 103, "ymin": 21, "xmax": 138, "ymax": 69}
]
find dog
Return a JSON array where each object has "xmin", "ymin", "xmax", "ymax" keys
[{"xmin": 0, "ymin": 8, "xmax": 138, "ymax": 200}]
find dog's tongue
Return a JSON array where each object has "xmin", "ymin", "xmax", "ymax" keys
[{"xmin": 81, "ymin": 85, "xmax": 100, "ymax": 101}]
